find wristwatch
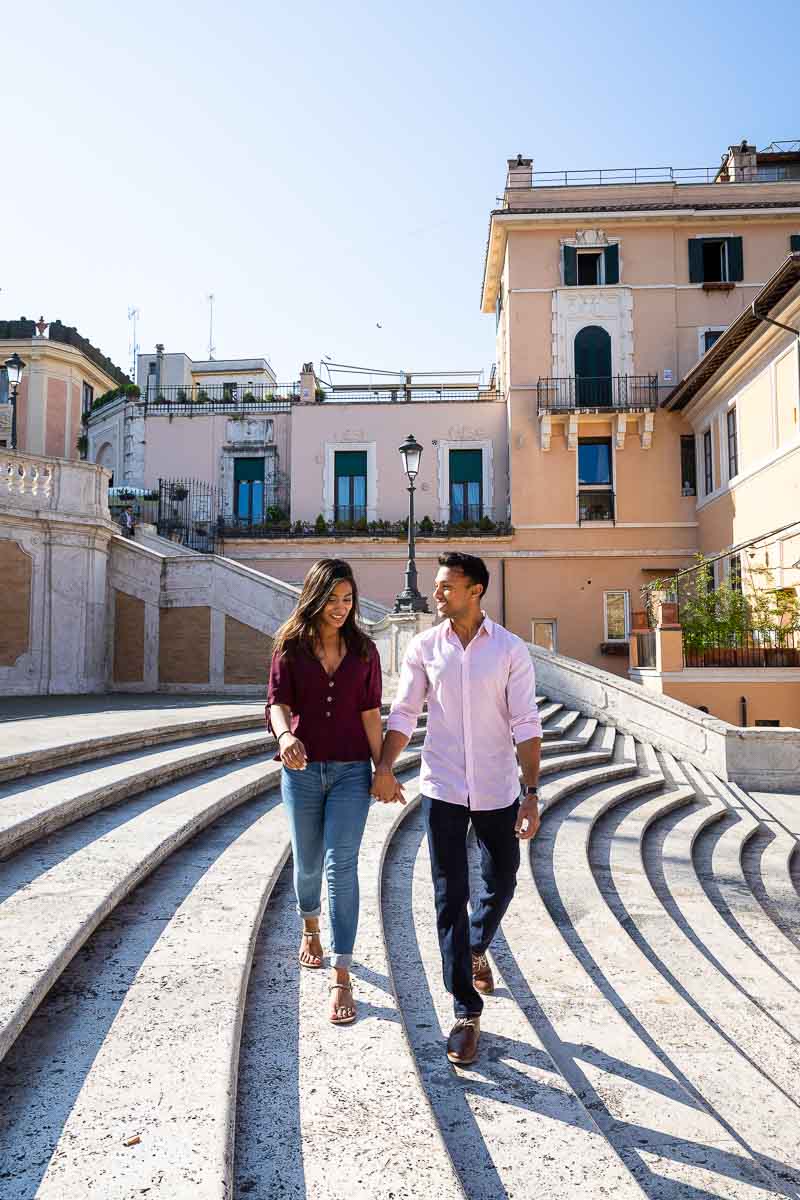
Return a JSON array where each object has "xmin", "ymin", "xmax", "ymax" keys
[{"xmin": 524, "ymin": 785, "xmax": 539, "ymax": 799}]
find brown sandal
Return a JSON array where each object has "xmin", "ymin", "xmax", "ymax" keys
[
  {"xmin": 299, "ymin": 929, "xmax": 323, "ymax": 970},
  {"xmin": 329, "ymin": 979, "xmax": 356, "ymax": 1025}
]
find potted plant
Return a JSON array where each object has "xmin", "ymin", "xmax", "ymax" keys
[
  {"xmin": 314, "ymin": 514, "xmax": 328, "ymax": 535},
  {"xmin": 76, "ymin": 434, "xmax": 88, "ymax": 458},
  {"xmin": 170, "ymin": 484, "xmax": 189, "ymax": 502}
]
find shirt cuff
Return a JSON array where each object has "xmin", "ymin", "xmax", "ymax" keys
[
  {"xmin": 513, "ymin": 720, "xmax": 542, "ymax": 745},
  {"xmin": 386, "ymin": 712, "xmax": 418, "ymax": 739}
]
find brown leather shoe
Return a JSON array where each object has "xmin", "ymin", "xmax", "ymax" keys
[
  {"xmin": 472, "ymin": 951, "xmax": 495, "ymax": 995},
  {"xmin": 447, "ymin": 1017, "xmax": 480, "ymax": 1065}
]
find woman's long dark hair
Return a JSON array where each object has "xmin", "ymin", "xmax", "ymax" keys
[{"xmin": 272, "ymin": 558, "xmax": 372, "ymax": 661}]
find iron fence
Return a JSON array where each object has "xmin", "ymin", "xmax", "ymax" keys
[
  {"xmin": 538, "ymin": 376, "xmax": 659, "ymax": 412},
  {"xmin": 505, "ymin": 165, "xmax": 800, "ymax": 189},
  {"xmin": 144, "ymin": 383, "xmax": 298, "ymax": 413},
  {"xmin": 316, "ymin": 385, "xmax": 497, "ymax": 404},
  {"xmin": 157, "ymin": 477, "xmax": 221, "ymax": 553},
  {"xmin": 684, "ymin": 629, "xmax": 800, "ymax": 668},
  {"xmin": 217, "ymin": 518, "xmax": 513, "ymax": 541}
]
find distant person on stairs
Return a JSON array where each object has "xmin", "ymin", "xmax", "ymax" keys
[
  {"xmin": 372, "ymin": 552, "xmax": 542, "ymax": 1066},
  {"xmin": 267, "ymin": 558, "xmax": 398, "ymax": 1026}
]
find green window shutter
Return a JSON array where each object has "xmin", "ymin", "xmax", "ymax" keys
[
  {"xmin": 791, "ymin": 234, "xmax": 800, "ymax": 252},
  {"xmin": 234, "ymin": 457, "xmax": 265, "ymax": 483},
  {"xmin": 334, "ymin": 450, "xmax": 367, "ymax": 478},
  {"xmin": 563, "ymin": 245, "xmax": 577, "ymax": 286},
  {"xmin": 726, "ymin": 236, "xmax": 743, "ymax": 282},
  {"xmin": 688, "ymin": 239, "xmax": 705, "ymax": 283},
  {"xmin": 604, "ymin": 243, "xmax": 619, "ymax": 284},
  {"xmin": 449, "ymin": 449, "xmax": 482, "ymax": 483}
]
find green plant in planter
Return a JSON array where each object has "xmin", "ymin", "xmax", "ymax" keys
[
  {"xmin": 243, "ymin": 391, "xmax": 256, "ymax": 403},
  {"xmin": 478, "ymin": 515, "xmax": 496, "ymax": 532},
  {"xmin": 418, "ymin": 515, "xmax": 434, "ymax": 535},
  {"xmin": 265, "ymin": 505, "xmax": 288, "ymax": 523},
  {"xmin": 293, "ymin": 520, "xmax": 305, "ymax": 535},
  {"xmin": 75, "ymin": 434, "xmax": 88, "ymax": 457},
  {"xmin": 354, "ymin": 517, "xmax": 368, "ymax": 532},
  {"xmin": 170, "ymin": 485, "xmax": 189, "ymax": 502},
  {"xmin": 196, "ymin": 389, "xmax": 210, "ymax": 404},
  {"xmin": 314, "ymin": 514, "xmax": 328, "ymax": 535},
  {"xmin": 176, "ymin": 388, "xmax": 188, "ymax": 403}
]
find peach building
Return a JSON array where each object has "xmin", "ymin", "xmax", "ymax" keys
[
  {"xmin": 635, "ymin": 251, "xmax": 800, "ymax": 727},
  {"xmin": 0, "ymin": 318, "xmax": 128, "ymax": 461},
  {"xmin": 482, "ymin": 139, "xmax": 800, "ymax": 673}
]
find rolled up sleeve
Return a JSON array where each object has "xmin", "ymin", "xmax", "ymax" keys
[
  {"xmin": 360, "ymin": 644, "xmax": 383, "ymax": 711},
  {"xmin": 265, "ymin": 651, "xmax": 295, "ymax": 732},
  {"xmin": 386, "ymin": 637, "xmax": 428, "ymax": 740},
  {"xmin": 507, "ymin": 641, "xmax": 542, "ymax": 744}
]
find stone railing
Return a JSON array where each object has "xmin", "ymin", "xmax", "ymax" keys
[
  {"xmin": 0, "ymin": 450, "xmax": 110, "ymax": 523},
  {"xmin": 529, "ymin": 643, "xmax": 800, "ymax": 793},
  {"xmin": 1, "ymin": 452, "xmax": 55, "ymax": 504}
]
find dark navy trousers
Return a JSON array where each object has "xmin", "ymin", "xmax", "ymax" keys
[{"xmin": 422, "ymin": 794, "xmax": 520, "ymax": 1018}]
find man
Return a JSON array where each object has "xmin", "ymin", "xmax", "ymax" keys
[
  {"xmin": 372, "ymin": 552, "xmax": 542, "ymax": 1066},
  {"xmin": 119, "ymin": 505, "xmax": 135, "ymax": 538}
]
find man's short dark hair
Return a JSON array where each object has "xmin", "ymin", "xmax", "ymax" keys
[{"xmin": 437, "ymin": 552, "xmax": 490, "ymax": 598}]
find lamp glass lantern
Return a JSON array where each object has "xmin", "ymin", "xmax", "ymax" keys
[
  {"xmin": 398, "ymin": 433, "xmax": 423, "ymax": 481},
  {"xmin": 4, "ymin": 353, "xmax": 25, "ymax": 388}
]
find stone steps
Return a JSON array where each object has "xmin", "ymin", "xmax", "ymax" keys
[{"xmin": 0, "ymin": 692, "xmax": 798, "ymax": 1197}]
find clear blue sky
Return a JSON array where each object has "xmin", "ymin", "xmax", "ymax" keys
[{"xmin": 5, "ymin": 0, "xmax": 796, "ymax": 382}]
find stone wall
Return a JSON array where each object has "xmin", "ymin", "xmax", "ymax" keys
[
  {"xmin": 0, "ymin": 451, "xmax": 113, "ymax": 694},
  {"xmin": 530, "ymin": 643, "xmax": 800, "ymax": 792}
]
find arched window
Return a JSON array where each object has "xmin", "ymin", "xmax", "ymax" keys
[{"xmin": 574, "ymin": 326, "xmax": 612, "ymax": 407}]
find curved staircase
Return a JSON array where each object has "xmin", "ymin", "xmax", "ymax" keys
[{"xmin": 0, "ymin": 696, "xmax": 798, "ymax": 1198}]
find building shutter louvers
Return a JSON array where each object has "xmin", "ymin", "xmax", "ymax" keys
[
  {"xmin": 449, "ymin": 449, "xmax": 483, "ymax": 483},
  {"xmin": 791, "ymin": 234, "xmax": 800, "ymax": 252},
  {"xmin": 604, "ymin": 243, "xmax": 619, "ymax": 284},
  {"xmin": 725, "ymin": 237, "xmax": 744, "ymax": 282},
  {"xmin": 563, "ymin": 245, "xmax": 578, "ymax": 286},
  {"xmin": 688, "ymin": 239, "xmax": 705, "ymax": 283}
]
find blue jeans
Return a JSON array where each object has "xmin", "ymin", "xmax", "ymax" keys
[{"xmin": 281, "ymin": 761, "xmax": 372, "ymax": 968}]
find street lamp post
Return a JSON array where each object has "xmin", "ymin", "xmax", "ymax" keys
[
  {"xmin": 4, "ymin": 353, "xmax": 26, "ymax": 451},
  {"xmin": 394, "ymin": 433, "xmax": 430, "ymax": 614}
]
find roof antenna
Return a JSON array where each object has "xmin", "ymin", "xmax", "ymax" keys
[{"xmin": 207, "ymin": 293, "xmax": 216, "ymax": 360}]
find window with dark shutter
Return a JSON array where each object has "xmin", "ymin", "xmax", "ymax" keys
[
  {"xmin": 604, "ymin": 243, "xmax": 619, "ymax": 284},
  {"xmin": 234, "ymin": 457, "xmax": 265, "ymax": 523},
  {"xmin": 680, "ymin": 435, "xmax": 697, "ymax": 495},
  {"xmin": 727, "ymin": 408, "xmax": 738, "ymax": 479},
  {"xmin": 334, "ymin": 451, "xmax": 368, "ymax": 523},
  {"xmin": 703, "ymin": 429, "xmax": 713, "ymax": 495},
  {"xmin": 563, "ymin": 245, "xmax": 577, "ymax": 286},
  {"xmin": 791, "ymin": 234, "xmax": 800, "ymax": 253},
  {"xmin": 449, "ymin": 449, "xmax": 483, "ymax": 524},
  {"xmin": 689, "ymin": 236, "xmax": 743, "ymax": 283}
]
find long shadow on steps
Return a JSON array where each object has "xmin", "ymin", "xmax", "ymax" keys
[
  {"xmin": 527, "ymin": 787, "xmax": 796, "ymax": 1200},
  {"xmin": 741, "ymin": 829, "xmax": 800, "ymax": 948},
  {"xmin": 0, "ymin": 755, "xmax": 274, "ymax": 902},
  {"xmin": 635, "ymin": 803, "xmax": 800, "ymax": 1093},
  {"xmin": 384, "ymin": 807, "xmax": 630, "ymax": 1200},
  {"xmin": 691, "ymin": 812, "xmax": 800, "ymax": 998},
  {"xmin": 235, "ymin": 861, "xmax": 305, "ymax": 1200},
  {"xmin": 573, "ymin": 794, "xmax": 800, "ymax": 1196},
  {"xmin": 0, "ymin": 789, "xmax": 281, "ymax": 1200}
]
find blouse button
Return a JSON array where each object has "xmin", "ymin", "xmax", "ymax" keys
[{"xmin": 329, "ymin": 681, "xmax": 334, "ymax": 688}]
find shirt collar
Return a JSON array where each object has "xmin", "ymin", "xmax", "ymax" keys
[{"xmin": 445, "ymin": 611, "xmax": 493, "ymax": 641}]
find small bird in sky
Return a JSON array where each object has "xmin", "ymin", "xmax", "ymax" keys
[{"xmin": 376, "ymin": 322, "xmax": 383, "ymax": 329}]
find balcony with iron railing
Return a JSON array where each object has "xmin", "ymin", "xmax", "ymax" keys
[
  {"xmin": 537, "ymin": 375, "xmax": 659, "ymax": 413},
  {"xmin": 141, "ymin": 382, "xmax": 299, "ymax": 414}
]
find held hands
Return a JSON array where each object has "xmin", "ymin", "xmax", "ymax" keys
[
  {"xmin": 279, "ymin": 733, "xmax": 308, "ymax": 771},
  {"xmin": 370, "ymin": 764, "xmax": 406, "ymax": 805},
  {"xmin": 515, "ymin": 794, "xmax": 541, "ymax": 841}
]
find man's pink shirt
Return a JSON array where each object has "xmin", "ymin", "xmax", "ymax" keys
[{"xmin": 386, "ymin": 615, "xmax": 542, "ymax": 810}]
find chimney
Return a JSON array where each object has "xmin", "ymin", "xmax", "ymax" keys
[
  {"xmin": 506, "ymin": 154, "xmax": 533, "ymax": 191},
  {"xmin": 155, "ymin": 343, "xmax": 165, "ymax": 393},
  {"xmin": 721, "ymin": 139, "xmax": 758, "ymax": 182}
]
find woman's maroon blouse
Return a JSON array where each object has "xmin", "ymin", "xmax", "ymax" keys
[{"xmin": 266, "ymin": 642, "xmax": 382, "ymax": 762}]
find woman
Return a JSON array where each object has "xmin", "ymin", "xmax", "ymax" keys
[{"xmin": 267, "ymin": 558, "xmax": 384, "ymax": 1025}]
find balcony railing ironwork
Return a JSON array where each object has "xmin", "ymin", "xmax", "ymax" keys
[
  {"xmin": 684, "ymin": 629, "xmax": 800, "ymax": 668},
  {"xmin": 578, "ymin": 490, "xmax": 615, "ymax": 523},
  {"xmin": 504, "ymin": 164, "xmax": 800, "ymax": 190},
  {"xmin": 538, "ymin": 375, "xmax": 659, "ymax": 413},
  {"xmin": 143, "ymin": 383, "xmax": 298, "ymax": 413}
]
